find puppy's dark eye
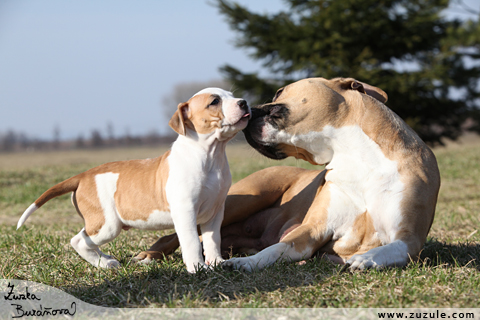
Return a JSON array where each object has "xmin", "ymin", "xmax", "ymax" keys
[{"xmin": 210, "ymin": 98, "xmax": 220, "ymax": 106}]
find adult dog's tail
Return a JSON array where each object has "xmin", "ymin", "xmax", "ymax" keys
[{"xmin": 17, "ymin": 174, "xmax": 82, "ymax": 230}]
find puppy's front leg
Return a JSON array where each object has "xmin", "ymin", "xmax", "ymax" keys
[
  {"xmin": 200, "ymin": 204, "xmax": 225, "ymax": 266},
  {"xmin": 171, "ymin": 207, "xmax": 206, "ymax": 273}
]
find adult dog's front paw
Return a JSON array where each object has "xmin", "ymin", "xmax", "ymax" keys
[
  {"xmin": 345, "ymin": 241, "xmax": 410, "ymax": 271},
  {"xmin": 222, "ymin": 257, "xmax": 256, "ymax": 272},
  {"xmin": 345, "ymin": 253, "xmax": 382, "ymax": 271}
]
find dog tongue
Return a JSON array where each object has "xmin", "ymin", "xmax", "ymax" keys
[{"xmin": 242, "ymin": 113, "xmax": 250, "ymax": 118}]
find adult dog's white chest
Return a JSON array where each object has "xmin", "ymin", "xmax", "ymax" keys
[{"xmin": 320, "ymin": 125, "xmax": 405, "ymax": 243}]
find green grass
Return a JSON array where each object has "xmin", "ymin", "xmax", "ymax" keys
[{"xmin": 0, "ymin": 140, "xmax": 479, "ymax": 308}]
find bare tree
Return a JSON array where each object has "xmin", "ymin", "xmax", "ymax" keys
[
  {"xmin": 75, "ymin": 134, "xmax": 86, "ymax": 149},
  {"xmin": 53, "ymin": 125, "xmax": 61, "ymax": 149},
  {"xmin": 90, "ymin": 130, "xmax": 104, "ymax": 148},
  {"xmin": 0, "ymin": 130, "xmax": 16, "ymax": 152},
  {"xmin": 106, "ymin": 121, "xmax": 116, "ymax": 147}
]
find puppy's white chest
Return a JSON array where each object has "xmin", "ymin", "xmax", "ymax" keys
[
  {"xmin": 196, "ymin": 166, "xmax": 231, "ymax": 223},
  {"xmin": 165, "ymin": 142, "xmax": 231, "ymax": 224}
]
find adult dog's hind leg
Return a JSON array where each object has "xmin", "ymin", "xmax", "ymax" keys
[
  {"xmin": 223, "ymin": 181, "xmax": 335, "ymax": 272},
  {"xmin": 132, "ymin": 233, "xmax": 180, "ymax": 264},
  {"xmin": 222, "ymin": 222, "xmax": 333, "ymax": 272}
]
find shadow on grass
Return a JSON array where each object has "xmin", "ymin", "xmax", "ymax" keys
[
  {"xmin": 61, "ymin": 252, "xmax": 339, "ymax": 308},
  {"xmin": 59, "ymin": 239, "xmax": 479, "ymax": 308},
  {"xmin": 420, "ymin": 238, "xmax": 480, "ymax": 271}
]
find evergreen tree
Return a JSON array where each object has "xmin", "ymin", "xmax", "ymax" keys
[{"xmin": 217, "ymin": 0, "xmax": 480, "ymax": 144}]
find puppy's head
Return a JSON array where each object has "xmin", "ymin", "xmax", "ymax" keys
[
  {"xmin": 244, "ymin": 77, "xmax": 388, "ymax": 164},
  {"xmin": 169, "ymin": 88, "xmax": 251, "ymax": 141}
]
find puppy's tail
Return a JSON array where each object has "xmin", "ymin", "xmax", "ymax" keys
[{"xmin": 17, "ymin": 174, "xmax": 82, "ymax": 230}]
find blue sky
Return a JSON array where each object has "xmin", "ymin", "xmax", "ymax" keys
[
  {"xmin": 0, "ymin": 0, "xmax": 478, "ymax": 140},
  {"xmin": 0, "ymin": 0, "xmax": 284, "ymax": 139}
]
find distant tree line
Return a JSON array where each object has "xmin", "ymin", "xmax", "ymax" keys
[
  {"xmin": 1, "ymin": 79, "xmax": 235, "ymax": 153},
  {"xmin": 0, "ymin": 128, "xmax": 175, "ymax": 153}
]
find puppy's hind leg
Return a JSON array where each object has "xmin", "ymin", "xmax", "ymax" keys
[
  {"xmin": 70, "ymin": 227, "xmax": 122, "ymax": 268},
  {"xmin": 70, "ymin": 173, "xmax": 123, "ymax": 268}
]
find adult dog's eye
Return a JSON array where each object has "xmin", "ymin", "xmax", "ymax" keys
[{"xmin": 273, "ymin": 88, "xmax": 284, "ymax": 102}]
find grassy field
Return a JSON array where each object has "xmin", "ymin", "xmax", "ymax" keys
[{"xmin": 0, "ymin": 137, "xmax": 479, "ymax": 308}]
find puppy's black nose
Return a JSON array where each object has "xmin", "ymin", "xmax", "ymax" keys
[{"xmin": 237, "ymin": 99, "xmax": 248, "ymax": 111}]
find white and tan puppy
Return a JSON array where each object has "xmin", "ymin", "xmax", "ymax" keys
[
  {"xmin": 222, "ymin": 77, "xmax": 440, "ymax": 272},
  {"xmin": 17, "ymin": 88, "xmax": 250, "ymax": 273}
]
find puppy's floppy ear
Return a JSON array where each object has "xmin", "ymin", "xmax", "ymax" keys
[
  {"xmin": 349, "ymin": 79, "xmax": 388, "ymax": 104},
  {"xmin": 169, "ymin": 102, "xmax": 189, "ymax": 136}
]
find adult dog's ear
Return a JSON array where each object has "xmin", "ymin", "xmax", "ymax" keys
[
  {"xmin": 169, "ymin": 102, "xmax": 189, "ymax": 135},
  {"xmin": 349, "ymin": 79, "xmax": 388, "ymax": 104}
]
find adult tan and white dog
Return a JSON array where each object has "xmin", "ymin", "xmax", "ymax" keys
[
  {"xmin": 136, "ymin": 77, "xmax": 440, "ymax": 272},
  {"xmin": 16, "ymin": 88, "xmax": 251, "ymax": 273}
]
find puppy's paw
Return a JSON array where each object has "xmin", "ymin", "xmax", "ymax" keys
[
  {"xmin": 105, "ymin": 259, "xmax": 121, "ymax": 268},
  {"xmin": 99, "ymin": 256, "xmax": 121, "ymax": 268},
  {"xmin": 205, "ymin": 256, "xmax": 225, "ymax": 267},
  {"xmin": 187, "ymin": 262, "xmax": 209, "ymax": 274}
]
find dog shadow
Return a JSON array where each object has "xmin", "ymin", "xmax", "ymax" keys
[
  {"xmin": 60, "ymin": 238, "xmax": 479, "ymax": 308},
  {"xmin": 419, "ymin": 238, "xmax": 480, "ymax": 271}
]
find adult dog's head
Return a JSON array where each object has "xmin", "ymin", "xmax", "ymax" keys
[{"xmin": 243, "ymin": 77, "xmax": 388, "ymax": 165}]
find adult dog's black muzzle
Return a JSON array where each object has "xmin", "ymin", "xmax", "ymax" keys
[{"xmin": 242, "ymin": 105, "xmax": 289, "ymax": 160}]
